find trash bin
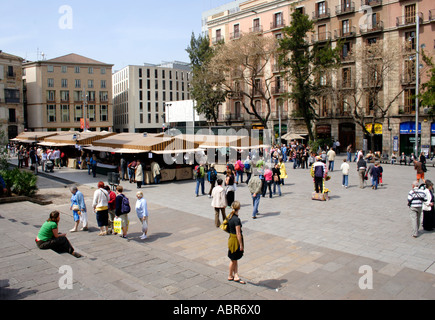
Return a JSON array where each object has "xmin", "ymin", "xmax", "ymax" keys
[{"xmin": 108, "ymin": 172, "xmax": 120, "ymax": 190}]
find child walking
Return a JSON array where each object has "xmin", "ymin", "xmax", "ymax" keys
[{"xmin": 340, "ymin": 159, "xmax": 350, "ymax": 188}]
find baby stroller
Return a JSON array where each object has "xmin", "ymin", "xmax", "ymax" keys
[{"xmin": 45, "ymin": 160, "xmax": 54, "ymax": 173}]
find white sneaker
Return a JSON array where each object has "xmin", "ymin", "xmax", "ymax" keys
[{"xmin": 140, "ymin": 234, "xmax": 147, "ymax": 240}]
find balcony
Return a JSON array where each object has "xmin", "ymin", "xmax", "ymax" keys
[
  {"xmin": 249, "ymin": 26, "xmax": 263, "ymax": 34},
  {"xmin": 270, "ymin": 19, "xmax": 286, "ymax": 30},
  {"xmin": 398, "ymin": 105, "xmax": 415, "ymax": 115},
  {"xmin": 336, "ymin": 79, "xmax": 355, "ymax": 90},
  {"xmin": 334, "ymin": 26, "xmax": 356, "ymax": 39},
  {"xmin": 230, "ymin": 32, "xmax": 241, "ymax": 40},
  {"xmin": 340, "ymin": 53, "xmax": 355, "ymax": 63},
  {"xmin": 312, "ymin": 31, "xmax": 332, "ymax": 43},
  {"xmin": 361, "ymin": 0, "xmax": 382, "ymax": 7},
  {"xmin": 312, "ymin": 8, "xmax": 330, "ymax": 21},
  {"xmin": 360, "ymin": 21, "xmax": 384, "ymax": 35},
  {"xmin": 401, "ymin": 74, "xmax": 416, "ymax": 85},
  {"xmin": 362, "ymin": 78, "xmax": 383, "ymax": 88},
  {"xmin": 429, "ymin": 9, "xmax": 435, "ymax": 22},
  {"xmin": 396, "ymin": 12, "xmax": 423, "ymax": 28},
  {"xmin": 212, "ymin": 36, "xmax": 224, "ymax": 44},
  {"xmin": 336, "ymin": 2, "xmax": 355, "ymax": 15},
  {"xmin": 272, "ymin": 86, "xmax": 286, "ymax": 95}
]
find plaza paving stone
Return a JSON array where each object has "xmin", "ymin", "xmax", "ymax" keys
[{"xmin": 1, "ymin": 156, "xmax": 435, "ymax": 301}]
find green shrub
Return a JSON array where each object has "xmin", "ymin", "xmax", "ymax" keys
[{"xmin": 0, "ymin": 168, "xmax": 38, "ymax": 197}]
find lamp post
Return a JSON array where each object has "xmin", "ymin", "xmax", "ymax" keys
[{"xmin": 414, "ymin": 12, "xmax": 420, "ymax": 157}]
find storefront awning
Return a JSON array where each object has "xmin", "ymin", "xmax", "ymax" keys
[{"xmin": 84, "ymin": 146, "xmax": 148, "ymax": 154}]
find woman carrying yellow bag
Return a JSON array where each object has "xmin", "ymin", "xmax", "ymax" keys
[{"xmin": 226, "ymin": 201, "xmax": 246, "ymax": 284}]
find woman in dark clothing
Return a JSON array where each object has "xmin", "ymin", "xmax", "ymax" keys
[
  {"xmin": 35, "ymin": 211, "xmax": 81, "ymax": 258},
  {"xmin": 225, "ymin": 169, "xmax": 236, "ymax": 207},
  {"xmin": 227, "ymin": 201, "xmax": 245, "ymax": 284},
  {"xmin": 423, "ymin": 180, "xmax": 434, "ymax": 231}
]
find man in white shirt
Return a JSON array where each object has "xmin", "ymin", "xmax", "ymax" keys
[
  {"xmin": 211, "ymin": 179, "xmax": 227, "ymax": 228},
  {"xmin": 340, "ymin": 159, "xmax": 350, "ymax": 188},
  {"xmin": 327, "ymin": 148, "xmax": 336, "ymax": 172}
]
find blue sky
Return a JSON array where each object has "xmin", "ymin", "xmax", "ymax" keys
[{"xmin": 0, "ymin": 0, "xmax": 232, "ymax": 71}]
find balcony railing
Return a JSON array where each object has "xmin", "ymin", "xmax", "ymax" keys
[
  {"xmin": 401, "ymin": 74, "xmax": 416, "ymax": 85},
  {"xmin": 270, "ymin": 19, "xmax": 286, "ymax": 30},
  {"xmin": 361, "ymin": 0, "xmax": 382, "ymax": 7},
  {"xmin": 360, "ymin": 21, "xmax": 384, "ymax": 35},
  {"xmin": 312, "ymin": 31, "xmax": 332, "ymax": 43},
  {"xmin": 336, "ymin": 2, "xmax": 355, "ymax": 15},
  {"xmin": 212, "ymin": 36, "xmax": 224, "ymax": 44},
  {"xmin": 272, "ymin": 86, "xmax": 286, "ymax": 95},
  {"xmin": 312, "ymin": 8, "xmax": 330, "ymax": 21},
  {"xmin": 396, "ymin": 12, "xmax": 423, "ymax": 28},
  {"xmin": 399, "ymin": 105, "xmax": 415, "ymax": 114},
  {"xmin": 249, "ymin": 26, "xmax": 263, "ymax": 33},
  {"xmin": 230, "ymin": 32, "xmax": 241, "ymax": 40},
  {"xmin": 334, "ymin": 26, "xmax": 356, "ymax": 38},
  {"xmin": 336, "ymin": 79, "xmax": 355, "ymax": 90},
  {"xmin": 429, "ymin": 9, "xmax": 435, "ymax": 21}
]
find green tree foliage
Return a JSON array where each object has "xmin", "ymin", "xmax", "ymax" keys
[
  {"xmin": 278, "ymin": 9, "xmax": 340, "ymax": 142},
  {"xmin": 186, "ymin": 33, "xmax": 227, "ymax": 125},
  {"xmin": 420, "ymin": 51, "xmax": 435, "ymax": 117}
]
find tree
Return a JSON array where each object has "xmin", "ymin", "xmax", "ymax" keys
[
  {"xmin": 420, "ymin": 51, "xmax": 435, "ymax": 117},
  {"xmin": 278, "ymin": 9, "xmax": 341, "ymax": 142},
  {"xmin": 186, "ymin": 32, "xmax": 227, "ymax": 125},
  {"xmin": 209, "ymin": 32, "xmax": 278, "ymax": 129}
]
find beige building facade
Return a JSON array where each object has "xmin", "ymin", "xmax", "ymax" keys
[
  {"xmin": 23, "ymin": 53, "xmax": 114, "ymax": 133},
  {"xmin": 0, "ymin": 51, "xmax": 24, "ymax": 140},
  {"xmin": 205, "ymin": 0, "xmax": 435, "ymax": 156}
]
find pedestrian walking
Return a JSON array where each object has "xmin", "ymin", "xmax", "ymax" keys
[
  {"xmin": 278, "ymin": 157, "xmax": 288, "ymax": 185},
  {"xmin": 35, "ymin": 211, "xmax": 82, "ymax": 258},
  {"xmin": 211, "ymin": 178, "xmax": 227, "ymax": 228},
  {"xmin": 120, "ymin": 157, "xmax": 128, "ymax": 181},
  {"xmin": 128, "ymin": 159, "xmax": 137, "ymax": 183},
  {"xmin": 357, "ymin": 155, "xmax": 367, "ymax": 189},
  {"xmin": 422, "ymin": 180, "xmax": 434, "ymax": 231},
  {"xmin": 263, "ymin": 165, "xmax": 273, "ymax": 198},
  {"xmin": 408, "ymin": 181, "xmax": 427, "ymax": 238},
  {"xmin": 272, "ymin": 163, "xmax": 282, "ymax": 197},
  {"xmin": 225, "ymin": 169, "xmax": 236, "ymax": 207},
  {"xmin": 69, "ymin": 186, "xmax": 88, "ymax": 232},
  {"xmin": 340, "ymin": 159, "xmax": 350, "ymax": 188},
  {"xmin": 92, "ymin": 181, "xmax": 110, "ymax": 236},
  {"xmin": 244, "ymin": 157, "xmax": 252, "ymax": 184},
  {"xmin": 207, "ymin": 164, "xmax": 218, "ymax": 198},
  {"xmin": 151, "ymin": 161, "xmax": 161, "ymax": 184},
  {"xmin": 414, "ymin": 160, "xmax": 426, "ymax": 184},
  {"xmin": 135, "ymin": 159, "xmax": 144, "ymax": 189},
  {"xmin": 194, "ymin": 163, "xmax": 206, "ymax": 197},
  {"xmin": 327, "ymin": 148, "xmax": 336, "ymax": 172},
  {"xmin": 105, "ymin": 185, "xmax": 117, "ymax": 234},
  {"xmin": 135, "ymin": 191, "xmax": 149, "ymax": 240},
  {"xmin": 371, "ymin": 162, "xmax": 383, "ymax": 190},
  {"xmin": 227, "ymin": 201, "xmax": 245, "ymax": 284},
  {"xmin": 235, "ymin": 159, "xmax": 244, "ymax": 184},
  {"xmin": 90, "ymin": 154, "xmax": 98, "ymax": 178},
  {"xmin": 115, "ymin": 185, "xmax": 130, "ymax": 237},
  {"xmin": 311, "ymin": 156, "xmax": 327, "ymax": 193},
  {"xmin": 248, "ymin": 174, "xmax": 262, "ymax": 219}
]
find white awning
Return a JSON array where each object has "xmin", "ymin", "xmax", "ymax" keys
[
  {"xmin": 84, "ymin": 146, "xmax": 148, "ymax": 154},
  {"xmin": 152, "ymin": 148, "xmax": 205, "ymax": 155}
]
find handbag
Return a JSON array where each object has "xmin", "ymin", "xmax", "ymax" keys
[
  {"xmin": 273, "ymin": 174, "xmax": 279, "ymax": 182},
  {"xmin": 220, "ymin": 219, "xmax": 229, "ymax": 233},
  {"xmin": 113, "ymin": 217, "xmax": 122, "ymax": 234},
  {"xmin": 72, "ymin": 204, "xmax": 80, "ymax": 212}
]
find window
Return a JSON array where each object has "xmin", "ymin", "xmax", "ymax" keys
[
  {"xmin": 7, "ymin": 66, "xmax": 14, "ymax": 78},
  {"xmin": 88, "ymin": 67, "xmax": 93, "ymax": 74},
  {"xmin": 216, "ymin": 29, "xmax": 222, "ymax": 42},
  {"xmin": 101, "ymin": 80, "xmax": 107, "ymax": 89},
  {"xmin": 73, "ymin": 91, "xmax": 82, "ymax": 102},
  {"xmin": 74, "ymin": 105, "xmax": 83, "ymax": 122},
  {"xmin": 342, "ymin": 20, "xmax": 350, "ymax": 34},
  {"xmin": 342, "ymin": 67, "xmax": 352, "ymax": 87},
  {"xmin": 317, "ymin": 1, "xmax": 326, "ymax": 15},
  {"xmin": 47, "ymin": 90, "xmax": 55, "ymax": 101},
  {"xmin": 61, "ymin": 79, "xmax": 68, "ymax": 88},
  {"xmin": 87, "ymin": 105, "xmax": 96, "ymax": 122},
  {"xmin": 75, "ymin": 66, "xmax": 80, "ymax": 74},
  {"xmin": 87, "ymin": 91, "xmax": 96, "ymax": 102},
  {"xmin": 342, "ymin": 42, "xmax": 351, "ymax": 58},
  {"xmin": 61, "ymin": 105, "xmax": 70, "ymax": 122},
  {"xmin": 273, "ymin": 12, "xmax": 283, "ymax": 28},
  {"xmin": 48, "ymin": 78, "xmax": 54, "ymax": 87},
  {"xmin": 4, "ymin": 89, "xmax": 20, "ymax": 103},
  {"xmin": 99, "ymin": 91, "xmax": 108, "ymax": 102},
  {"xmin": 233, "ymin": 24, "xmax": 240, "ymax": 39},
  {"xmin": 101, "ymin": 68, "xmax": 106, "ymax": 75},
  {"xmin": 88, "ymin": 80, "xmax": 94, "ymax": 89},
  {"xmin": 405, "ymin": 31, "xmax": 416, "ymax": 50},
  {"xmin": 61, "ymin": 66, "xmax": 68, "ymax": 73},
  {"xmin": 405, "ymin": 4, "xmax": 416, "ymax": 24},
  {"xmin": 9, "ymin": 108, "xmax": 16, "ymax": 123},
  {"xmin": 100, "ymin": 105, "xmax": 108, "ymax": 122},
  {"xmin": 47, "ymin": 65, "xmax": 54, "ymax": 73},
  {"xmin": 47, "ymin": 105, "xmax": 56, "ymax": 122},
  {"xmin": 60, "ymin": 91, "xmax": 69, "ymax": 102},
  {"xmin": 253, "ymin": 18, "xmax": 261, "ymax": 32},
  {"xmin": 75, "ymin": 79, "xmax": 81, "ymax": 88}
]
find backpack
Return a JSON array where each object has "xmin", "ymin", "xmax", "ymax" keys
[
  {"xmin": 244, "ymin": 161, "xmax": 251, "ymax": 171},
  {"xmin": 121, "ymin": 195, "xmax": 131, "ymax": 214},
  {"xmin": 208, "ymin": 169, "xmax": 217, "ymax": 182},
  {"xmin": 194, "ymin": 165, "xmax": 203, "ymax": 178},
  {"xmin": 314, "ymin": 165, "xmax": 324, "ymax": 178}
]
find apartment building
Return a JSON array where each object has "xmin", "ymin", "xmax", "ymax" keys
[
  {"xmin": 112, "ymin": 62, "xmax": 191, "ymax": 133},
  {"xmin": 205, "ymin": 0, "xmax": 435, "ymax": 155},
  {"xmin": 23, "ymin": 53, "xmax": 114, "ymax": 132},
  {"xmin": 0, "ymin": 51, "xmax": 24, "ymax": 140}
]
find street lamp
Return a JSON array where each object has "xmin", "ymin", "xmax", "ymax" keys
[{"xmin": 414, "ymin": 12, "xmax": 420, "ymax": 157}]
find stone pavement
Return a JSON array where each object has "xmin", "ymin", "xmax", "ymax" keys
[{"xmin": 1, "ymin": 156, "xmax": 435, "ymax": 301}]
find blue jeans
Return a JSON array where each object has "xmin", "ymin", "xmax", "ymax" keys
[
  {"xmin": 195, "ymin": 178, "xmax": 205, "ymax": 195},
  {"xmin": 328, "ymin": 161, "xmax": 334, "ymax": 172},
  {"xmin": 347, "ymin": 152, "xmax": 352, "ymax": 162},
  {"xmin": 273, "ymin": 181, "xmax": 282, "ymax": 196},
  {"xmin": 342, "ymin": 175, "xmax": 348, "ymax": 187},
  {"xmin": 252, "ymin": 193, "xmax": 261, "ymax": 217},
  {"xmin": 236, "ymin": 171, "xmax": 244, "ymax": 183}
]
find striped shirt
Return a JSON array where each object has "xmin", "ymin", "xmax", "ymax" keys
[{"xmin": 408, "ymin": 188, "xmax": 427, "ymax": 208}]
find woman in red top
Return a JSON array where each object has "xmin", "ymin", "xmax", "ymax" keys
[{"xmin": 262, "ymin": 166, "xmax": 273, "ymax": 198}]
